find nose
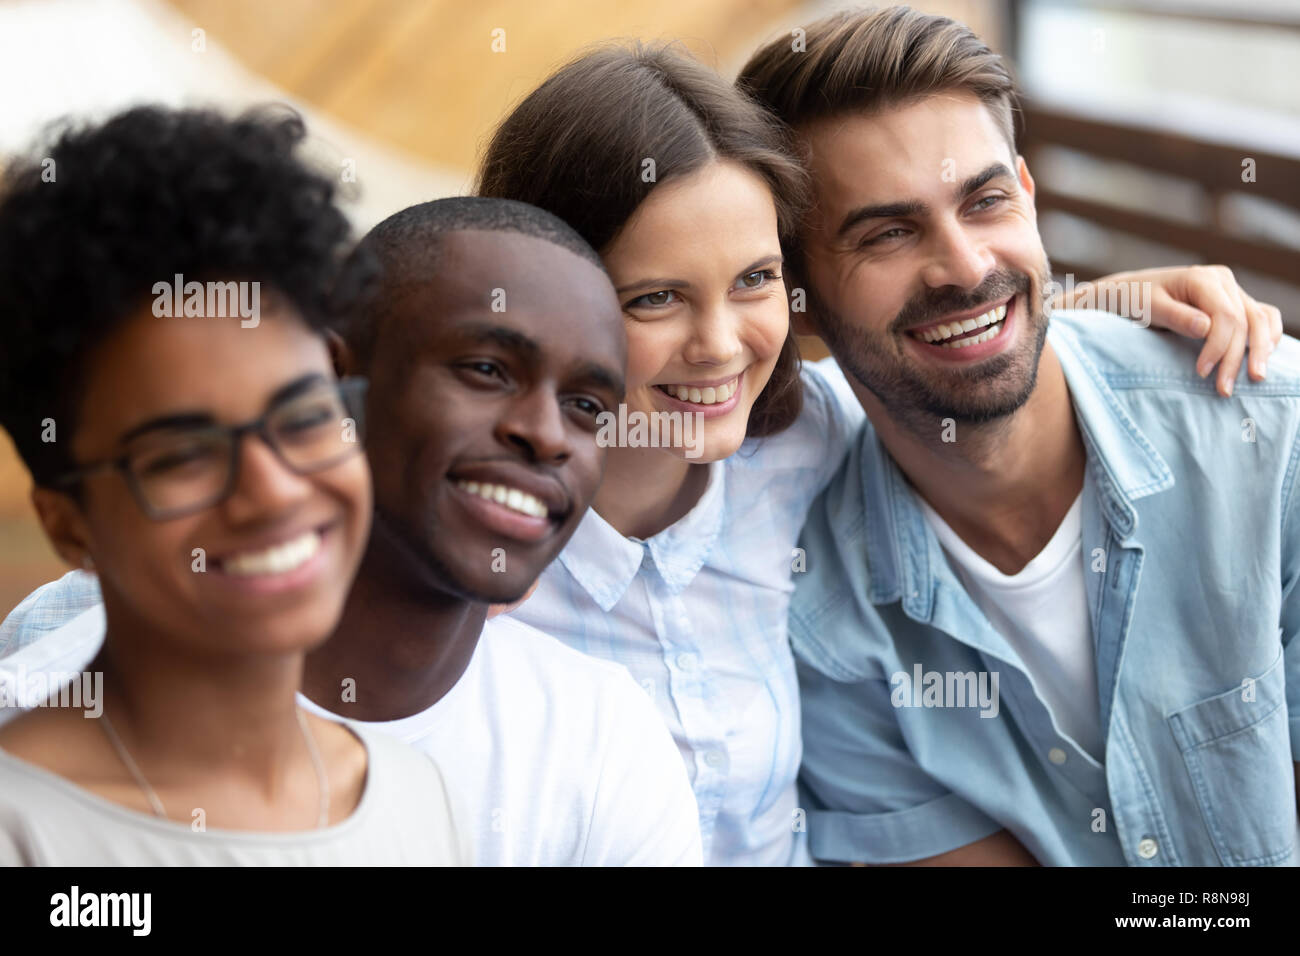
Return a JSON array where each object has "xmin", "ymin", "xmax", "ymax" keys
[
  {"xmin": 222, "ymin": 431, "xmax": 314, "ymax": 522},
  {"xmin": 496, "ymin": 390, "xmax": 572, "ymax": 465},
  {"xmin": 921, "ymin": 218, "xmax": 996, "ymax": 291},
  {"xmin": 681, "ymin": 301, "xmax": 744, "ymax": 367}
]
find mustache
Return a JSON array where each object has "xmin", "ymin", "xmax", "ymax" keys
[{"xmin": 889, "ymin": 269, "xmax": 1030, "ymax": 333}]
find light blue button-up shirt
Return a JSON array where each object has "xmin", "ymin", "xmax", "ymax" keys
[
  {"xmin": 791, "ymin": 310, "xmax": 1300, "ymax": 867},
  {"xmin": 509, "ymin": 360, "xmax": 863, "ymax": 865}
]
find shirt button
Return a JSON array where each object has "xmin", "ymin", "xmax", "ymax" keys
[
  {"xmin": 704, "ymin": 751, "xmax": 724, "ymax": 769},
  {"xmin": 1048, "ymin": 747, "xmax": 1067, "ymax": 765},
  {"xmin": 1137, "ymin": 838, "xmax": 1159, "ymax": 860},
  {"xmin": 676, "ymin": 652, "xmax": 698, "ymax": 672}
]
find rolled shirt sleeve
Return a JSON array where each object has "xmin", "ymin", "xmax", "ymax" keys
[{"xmin": 796, "ymin": 655, "xmax": 1003, "ymax": 864}]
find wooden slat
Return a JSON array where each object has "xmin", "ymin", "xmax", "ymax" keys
[
  {"xmin": 1038, "ymin": 189, "xmax": 1298, "ymax": 282},
  {"xmin": 1022, "ymin": 104, "xmax": 1300, "ymax": 211}
]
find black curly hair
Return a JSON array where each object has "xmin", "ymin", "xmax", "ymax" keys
[{"xmin": 0, "ymin": 104, "xmax": 371, "ymax": 488}]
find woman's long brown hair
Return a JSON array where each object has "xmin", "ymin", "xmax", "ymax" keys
[{"xmin": 476, "ymin": 41, "xmax": 811, "ymax": 438}]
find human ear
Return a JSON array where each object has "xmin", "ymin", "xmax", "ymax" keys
[
  {"xmin": 326, "ymin": 328, "xmax": 358, "ymax": 379},
  {"xmin": 1016, "ymin": 155, "xmax": 1037, "ymax": 208},
  {"xmin": 31, "ymin": 486, "xmax": 95, "ymax": 571}
]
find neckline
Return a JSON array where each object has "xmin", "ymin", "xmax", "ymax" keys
[
  {"xmin": 919, "ymin": 491, "xmax": 1084, "ymax": 588},
  {"xmin": 0, "ymin": 722, "xmax": 374, "ymax": 844},
  {"xmin": 298, "ymin": 619, "xmax": 491, "ymax": 736}
]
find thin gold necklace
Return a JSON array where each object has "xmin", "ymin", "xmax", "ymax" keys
[{"xmin": 99, "ymin": 708, "xmax": 330, "ymax": 828}]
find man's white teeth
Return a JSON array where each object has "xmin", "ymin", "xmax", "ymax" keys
[
  {"xmin": 915, "ymin": 303, "xmax": 1008, "ymax": 343},
  {"xmin": 457, "ymin": 481, "xmax": 548, "ymax": 519},
  {"xmin": 937, "ymin": 323, "xmax": 1003, "ymax": 349},
  {"xmin": 660, "ymin": 379, "xmax": 737, "ymax": 405},
  {"xmin": 223, "ymin": 531, "xmax": 321, "ymax": 577}
]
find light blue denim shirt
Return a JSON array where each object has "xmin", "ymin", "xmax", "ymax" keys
[{"xmin": 791, "ymin": 310, "xmax": 1300, "ymax": 867}]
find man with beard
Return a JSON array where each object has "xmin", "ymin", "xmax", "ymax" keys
[{"xmin": 740, "ymin": 6, "xmax": 1299, "ymax": 865}]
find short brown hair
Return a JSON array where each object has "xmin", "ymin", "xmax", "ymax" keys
[
  {"xmin": 737, "ymin": 6, "xmax": 1019, "ymax": 280},
  {"xmin": 477, "ymin": 42, "xmax": 810, "ymax": 438},
  {"xmin": 738, "ymin": 5, "xmax": 1018, "ymax": 151}
]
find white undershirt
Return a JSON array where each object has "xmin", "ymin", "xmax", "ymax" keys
[{"xmin": 917, "ymin": 493, "xmax": 1103, "ymax": 762}]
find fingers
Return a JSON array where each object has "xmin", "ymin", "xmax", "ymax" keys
[
  {"xmin": 1149, "ymin": 291, "xmax": 1212, "ymax": 339},
  {"xmin": 1243, "ymin": 292, "xmax": 1276, "ymax": 382},
  {"xmin": 1214, "ymin": 299, "xmax": 1248, "ymax": 397},
  {"xmin": 1191, "ymin": 267, "xmax": 1245, "ymax": 386}
]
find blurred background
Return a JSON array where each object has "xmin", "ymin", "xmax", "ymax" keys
[{"xmin": 1, "ymin": 0, "xmax": 1298, "ymax": 613}]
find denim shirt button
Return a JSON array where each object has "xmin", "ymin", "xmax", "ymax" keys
[
  {"xmin": 705, "ymin": 751, "xmax": 725, "ymax": 769},
  {"xmin": 1137, "ymin": 838, "xmax": 1159, "ymax": 860},
  {"xmin": 1048, "ymin": 747, "xmax": 1067, "ymax": 765}
]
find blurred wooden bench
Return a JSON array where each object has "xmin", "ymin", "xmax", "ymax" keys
[{"xmin": 1021, "ymin": 100, "xmax": 1300, "ymax": 325}]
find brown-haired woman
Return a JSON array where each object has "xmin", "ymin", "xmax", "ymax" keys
[{"xmin": 478, "ymin": 42, "xmax": 1276, "ymax": 866}]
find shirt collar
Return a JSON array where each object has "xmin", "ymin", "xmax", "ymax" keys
[
  {"xmin": 1049, "ymin": 319, "xmax": 1175, "ymax": 537},
  {"xmin": 857, "ymin": 318, "xmax": 1174, "ymax": 613},
  {"xmin": 558, "ymin": 460, "xmax": 727, "ymax": 610}
]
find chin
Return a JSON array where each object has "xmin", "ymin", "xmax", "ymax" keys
[
  {"xmin": 216, "ymin": 613, "xmax": 341, "ymax": 657},
  {"xmin": 665, "ymin": 419, "xmax": 750, "ymax": 465},
  {"xmin": 430, "ymin": 546, "xmax": 542, "ymax": 604},
  {"xmin": 698, "ymin": 424, "xmax": 750, "ymax": 463},
  {"xmin": 457, "ymin": 573, "xmax": 536, "ymax": 605}
]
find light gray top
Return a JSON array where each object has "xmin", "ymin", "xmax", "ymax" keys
[{"xmin": 0, "ymin": 722, "xmax": 465, "ymax": 865}]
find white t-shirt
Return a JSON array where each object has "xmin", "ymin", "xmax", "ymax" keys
[
  {"xmin": 300, "ymin": 614, "xmax": 702, "ymax": 865},
  {"xmin": 0, "ymin": 722, "xmax": 465, "ymax": 866},
  {"xmin": 917, "ymin": 493, "xmax": 1103, "ymax": 762},
  {"xmin": 0, "ymin": 577, "xmax": 703, "ymax": 866}
]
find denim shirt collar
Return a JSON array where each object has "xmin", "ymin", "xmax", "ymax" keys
[
  {"xmin": 858, "ymin": 320, "xmax": 1175, "ymax": 623},
  {"xmin": 558, "ymin": 459, "xmax": 726, "ymax": 611}
]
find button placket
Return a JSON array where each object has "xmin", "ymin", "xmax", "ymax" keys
[{"xmin": 653, "ymin": 580, "xmax": 726, "ymax": 845}]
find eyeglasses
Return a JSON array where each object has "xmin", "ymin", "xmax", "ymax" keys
[{"xmin": 55, "ymin": 378, "xmax": 368, "ymax": 520}]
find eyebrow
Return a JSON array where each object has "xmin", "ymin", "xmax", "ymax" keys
[
  {"xmin": 614, "ymin": 254, "xmax": 784, "ymax": 297},
  {"xmin": 570, "ymin": 361, "xmax": 625, "ymax": 398},
  {"xmin": 455, "ymin": 321, "xmax": 623, "ymax": 393},
  {"xmin": 616, "ymin": 276, "xmax": 689, "ymax": 297},
  {"xmin": 118, "ymin": 372, "xmax": 329, "ymax": 444},
  {"xmin": 739, "ymin": 254, "xmax": 784, "ymax": 275},
  {"xmin": 455, "ymin": 322, "xmax": 541, "ymax": 361},
  {"xmin": 835, "ymin": 162, "xmax": 1014, "ymax": 239}
]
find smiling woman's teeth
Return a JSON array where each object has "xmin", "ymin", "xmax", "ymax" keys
[
  {"xmin": 915, "ymin": 303, "xmax": 1008, "ymax": 347},
  {"xmin": 656, "ymin": 379, "xmax": 737, "ymax": 405},
  {"xmin": 457, "ymin": 481, "xmax": 548, "ymax": 519},
  {"xmin": 223, "ymin": 530, "xmax": 321, "ymax": 577}
]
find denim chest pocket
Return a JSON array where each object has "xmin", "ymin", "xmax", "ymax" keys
[{"xmin": 1166, "ymin": 647, "xmax": 1296, "ymax": 866}]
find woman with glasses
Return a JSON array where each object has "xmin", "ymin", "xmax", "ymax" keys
[{"xmin": 0, "ymin": 106, "xmax": 463, "ymax": 864}]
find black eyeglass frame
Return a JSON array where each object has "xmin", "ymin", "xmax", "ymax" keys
[{"xmin": 52, "ymin": 377, "xmax": 369, "ymax": 521}]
